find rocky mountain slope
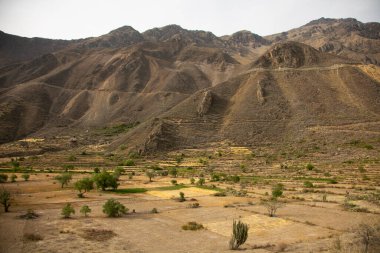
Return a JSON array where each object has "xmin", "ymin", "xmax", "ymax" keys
[{"xmin": 0, "ymin": 18, "xmax": 379, "ymax": 153}]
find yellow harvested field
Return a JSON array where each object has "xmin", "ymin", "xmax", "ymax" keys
[
  {"xmin": 229, "ymin": 147, "xmax": 252, "ymax": 155},
  {"xmin": 205, "ymin": 214, "xmax": 291, "ymax": 237},
  {"xmin": 19, "ymin": 138, "xmax": 45, "ymax": 143},
  {"xmin": 357, "ymin": 64, "xmax": 380, "ymax": 83},
  {"xmin": 147, "ymin": 187, "xmax": 217, "ymax": 199}
]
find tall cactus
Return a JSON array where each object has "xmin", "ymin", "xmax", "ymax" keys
[{"xmin": 229, "ymin": 220, "xmax": 249, "ymax": 250}]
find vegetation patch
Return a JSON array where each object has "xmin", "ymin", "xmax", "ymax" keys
[
  {"xmin": 112, "ymin": 188, "xmax": 148, "ymax": 194},
  {"xmin": 182, "ymin": 221, "xmax": 204, "ymax": 231},
  {"xmin": 153, "ymin": 185, "xmax": 188, "ymax": 191},
  {"xmin": 99, "ymin": 122, "xmax": 139, "ymax": 136}
]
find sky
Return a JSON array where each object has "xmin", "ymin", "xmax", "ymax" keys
[{"xmin": 0, "ymin": 0, "xmax": 379, "ymax": 40}]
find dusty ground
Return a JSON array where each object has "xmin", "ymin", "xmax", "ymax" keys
[{"xmin": 0, "ymin": 144, "xmax": 380, "ymax": 253}]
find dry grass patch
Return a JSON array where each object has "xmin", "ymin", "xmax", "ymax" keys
[
  {"xmin": 24, "ymin": 233, "xmax": 43, "ymax": 241},
  {"xmin": 80, "ymin": 229, "xmax": 116, "ymax": 241}
]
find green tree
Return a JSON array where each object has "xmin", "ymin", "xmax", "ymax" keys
[
  {"xmin": 80, "ymin": 205, "xmax": 91, "ymax": 217},
  {"xmin": 61, "ymin": 203, "xmax": 75, "ymax": 218},
  {"xmin": 146, "ymin": 170, "xmax": 155, "ymax": 182},
  {"xmin": 229, "ymin": 220, "xmax": 249, "ymax": 250},
  {"xmin": 272, "ymin": 183, "xmax": 284, "ymax": 198},
  {"xmin": 74, "ymin": 178, "xmax": 94, "ymax": 197},
  {"xmin": 93, "ymin": 171, "xmax": 118, "ymax": 191},
  {"xmin": 103, "ymin": 199, "xmax": 128, "ymax": 217},
  {"xmin": 22, "ymin": 174, "xmax": 30, "ymax": 181},
  {"xmin": 190, "ymin": 178, "xmax": 195, "ymax": 184},
  {"xmin": 54, "ymin": 173, "xmax": 72, "ymax": 188},
  {"xmin": 169, "ymin": 167, "xmax": 178, "ymax": 178},
  {"xmin": 0, "ymin": 187, "xmax": 11, "ymax": 212}
]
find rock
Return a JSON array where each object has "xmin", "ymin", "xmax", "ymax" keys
[{"xmin": 197, "ymin": 91, "xmax": 212, "ymax": 117}]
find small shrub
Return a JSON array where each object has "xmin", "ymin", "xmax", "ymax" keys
[
  {"xmin": 128, "ymin": 173, "xmax": 133, "ymax": 179},
  {"xmin": 179, "ymin": 192, "xmax": 186, "ymax": 202},
  {"xmin": 61, "ymin": 203, "xmax": 75, "ymax": 218},
  {"xmin": 103, "ymin": 199, "xmax": 128, "ymax": 217},
  {"xmin": 306, "ymin": 163, "xmax": 314, "ymax": 170},
  {"xmin": 19, "ymin": 209, "xmax": 39, "ymax": 219},
  {"xmin": 182, "ymin": 221, "xmax": 204, "ymax": 230},
  {"xmin": 214, "ymin": 192, "xmax": 227, "ymax": 197},
  {"xmin": 151, "ymin": 208, "xmax": 158, "ymax": 213},
  {"xmin": 328, "ymin": 178, "xmax": 338, "ymax": 184},
  {"xmin": 190, "ymin": 178, "xmax": 195, "ymax": 184},
  {"xmin": 188, "ymin": 202, "xmax": 200, "ymax": 208},
  {"xmin": 94, "ymin": 167, "xmax": 100, "ymax": 173},
  {"xmin": 0, "ymin": 188, "xmax": 11, "ymax": 212},
  {"xmin": 196, "ymin": 178, "xmax": 205, "ymax": 186},
  {"xmin": 10, "ymin": 174, "xmax": 17, "ymax": 182},
  {"xmin": 80, "ymin": 205, "xmax": 91, "ymax": 217},
  {"xmin": 123, "ymin": 159, "xmax": 135, "ymax": 166},
  {"xmin": 24, "ymin": 233, "xmax": 43, "ymax": 241},
  {"xmin": 0, "ymin": 174, "xmax": 8, "ymax": 183},
  {"xmin": 358, "ymin": 166, "xmax": 366, "ymax": 173},
  {"xmin": 171, "ymin": 179, "xmax": 177, "ymax": 185},
  {"xmin": 303, "ymin": 181, "xmax": 314, "ymax": 188},
  {"xmin": 22, "ymin": 174, "xmax": 30, "ymax": 181},
  {"xmin": 68, "ymin": 155, "xmax": 76, "ymax": 161}
]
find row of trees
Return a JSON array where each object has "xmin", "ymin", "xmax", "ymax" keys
[{"xmin": 62, "ymin": 199, "xmax": 127, "ymax": 218}]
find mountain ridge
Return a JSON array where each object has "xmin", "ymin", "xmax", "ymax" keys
[{"xmin": 0, "ymin": 17, "xmax": 379, "ymax": 154}]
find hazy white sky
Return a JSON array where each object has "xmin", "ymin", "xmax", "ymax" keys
[{"xmin": 0, "ymin": 0, "xmax": 379, "ymax": 39}]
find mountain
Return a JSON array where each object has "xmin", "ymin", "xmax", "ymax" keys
[
  {"xmin": 265, "ymin": 17, "xmax": 380, "ymax": 65},
  {"xmin": 0, "ymin": 18, "xmax": 379, "ymax": 154}
]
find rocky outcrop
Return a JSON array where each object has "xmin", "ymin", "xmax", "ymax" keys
[
  {"xmin": 257, "ymin": 81, "xmax": 265, "ymax": 105},
  {"xmin": 197, "ymin": 91, "xmax": 212, "ymax": 117},
  {"xmin": 143, "ymin": 119, "xmax": 177, "ymax": 153}
]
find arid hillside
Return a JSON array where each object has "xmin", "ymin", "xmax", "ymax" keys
[{"xmin": 0, "ymin": 18, "xmax": 379, "ymax": 154}]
